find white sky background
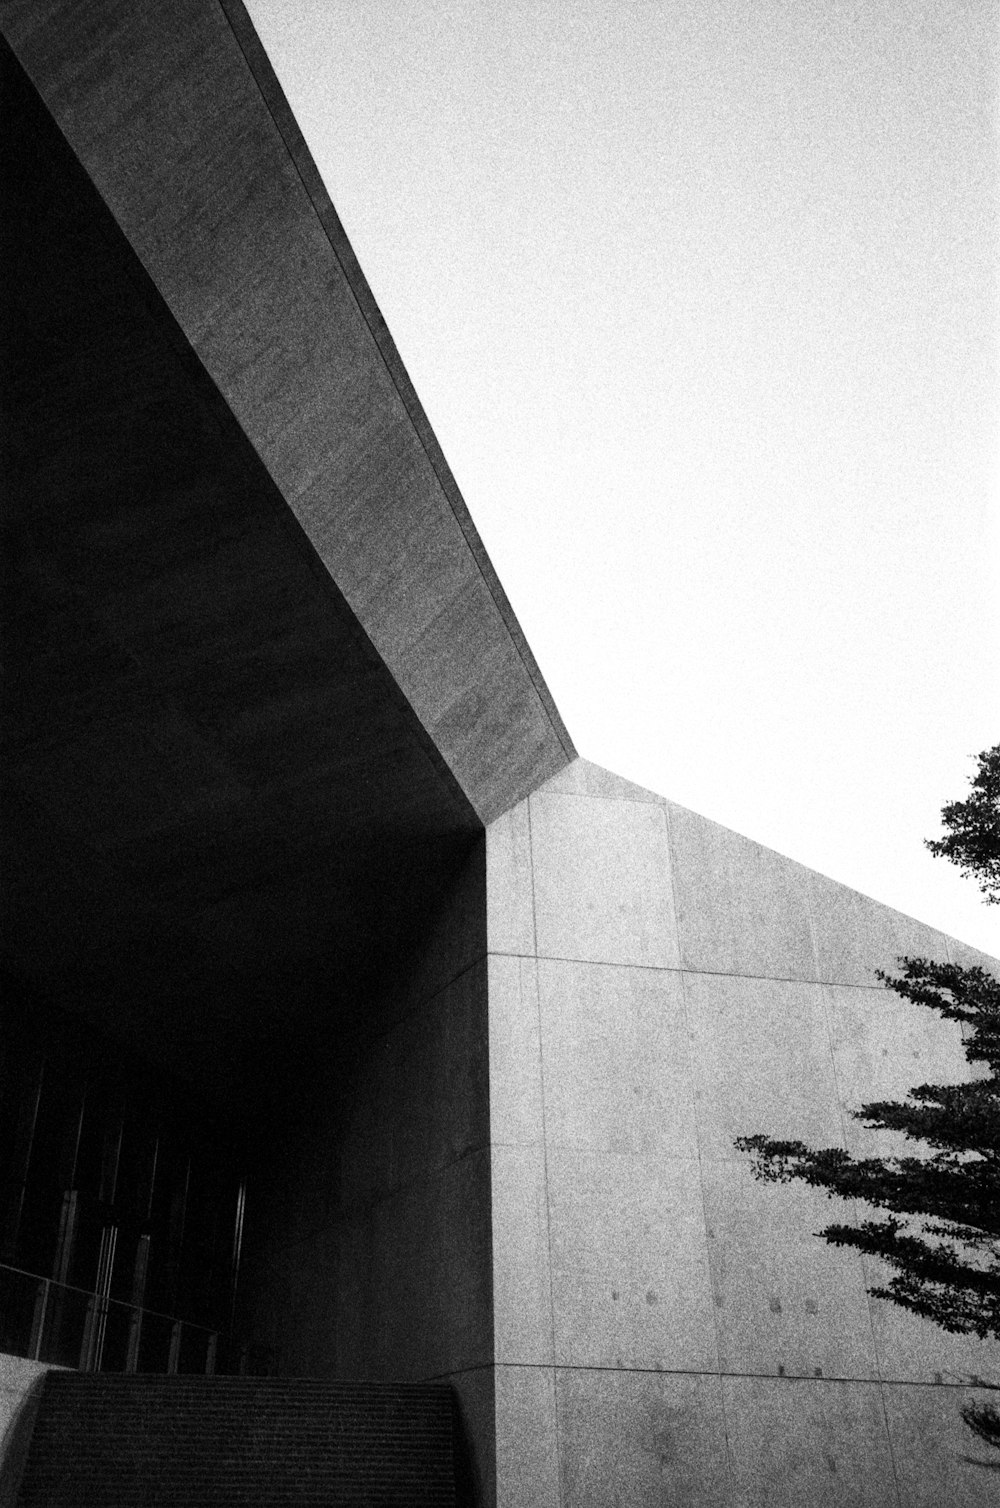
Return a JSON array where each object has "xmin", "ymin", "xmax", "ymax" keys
[{"xmin": 245, "ymin": 0, "xmax": 1000, "ymax": 955}]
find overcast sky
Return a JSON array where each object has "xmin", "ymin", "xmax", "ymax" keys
[{"xmin": 245, "ymin": 0, "xmax": 999, "ymax": 955}]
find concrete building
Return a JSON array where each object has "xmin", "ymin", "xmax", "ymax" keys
[{"xmin": 1, "ymin": 2, "xmax": 996, "ymax": 1503}]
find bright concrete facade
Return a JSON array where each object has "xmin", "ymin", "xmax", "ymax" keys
[
  {"xmin": 2, "ymin": 3, "xmax": 997, "ymax": 1505},
  {"xmin": 486, "ymin": 759, "xmax": 998, "ymax": 1506}
]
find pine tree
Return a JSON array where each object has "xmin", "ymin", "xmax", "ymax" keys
[
  {"xmin": 925, "ymin": 744, "xmax": 1000, "ymax": 906},
  {"xmin": 737, "ymin": 746, "xmax": 1000, "ymax": 1451}
]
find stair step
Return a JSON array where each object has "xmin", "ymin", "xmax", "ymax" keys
[{"xmin": 17, "ymin": 1374, "xmax": 459, "ymax": 1507}]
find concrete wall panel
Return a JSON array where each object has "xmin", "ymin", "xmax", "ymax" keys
[
  {"xmin": 701, "ymin": 1162, "xmax": 878, "ymax": 1381},
  {"xmin": 534, "ymin": 757, "xmax": 663, "ymax": 805},
  {"xmin": 242, "ymin": 884, "xmax": 493, "ymax": 1390},
  {"xmin": 486, "ymin": 805, "xmax": 535, "ymax": 956},
  {"xmin": 537, "ymin": 959, "xmax": 696, "ymax": 1159},
  {"xmin": 882, "ymin": 1382, "xmax": 1000, "ymax": 1507},
  {"xmin": 338, "ymin": 1152, "xmax": 492, "ymax": 1379},
  {"xmin": 529, "ymin": 793, "xmax": 679, "ymax": 968},
  {"xmin": 808, "ymin": 870, "xmax": 952, "ymax": 987},
  {"xmin": 337, "ymin": 1034, "xmax": 395, "ymax": 1211},
  {"xmin": 486, "ymin": 955, "xmax": 544, "ymax": 1147},
  {"xmin": 555, "ymin": 1367, "xmax": 732, "ymax": 1508},
  {"xmin": 334, "ymin": 959, "xmax": 489, "ymax": 1211},
  {"xmin": 722, "ymin": 1375, "xmax": 897, "ymax": 1508},
  {"xmin": 665, "ymin": 802, "xmax": 817, "ymax": 979},
  {"xmin": 825, "ymin": 982, "xmax": 974, "ymax": 1159},
  {"xmin": 862, "ymin": 1255, "xmax": 1000, "ymax": 1386},
  {"xmin": 245, "ymin": 1150, "xmax": 493, "ymax": 1382},
  {"xmin": 449, "ymin": 1368, "xmax": 497, "ymax": 1508},
  {"xmin": 494, "ymin": 1366, "xmax": 560, "ymax": 1508},
  {"xmin": 485, "ymin": 761, "xmax": 999, "ymax": 1505},
  {"xmin": 379, "ymin": 839, "xmax": 488, "ymax": 1023},
  {"xmin": 684, "ymin": 972, "xmax": 845, "ymax": 1162},
  {"xmin": 546, "ymin": 1150, "xmax": 717, "ymax": 1371},
  {"xmin": 437, "ymin": 1152, "xmax": 495, "ymax": 1373},
  {"xmin": 491, "ymin": 1145, "xmax": 553, "ymax": 1366}
]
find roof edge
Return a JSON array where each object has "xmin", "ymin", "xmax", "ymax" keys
[{"xmin": 218, "ymin": 0, "xmax": 576, "ymax": 769}]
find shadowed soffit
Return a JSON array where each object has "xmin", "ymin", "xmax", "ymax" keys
[
  {"xmin": 0, "ymin": 0, "xmax": 575, "ymax": 827},
  {"xmin": 0, "ymin": 39, "xmax": 516, "ymax": 1090}
]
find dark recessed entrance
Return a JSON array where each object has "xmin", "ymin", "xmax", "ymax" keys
[
  {"xmin": 1, "ymin": 41, "xmax": 483, "ymax": 1381},
  {"xmin": 1, "ymin": 981, "xmax": 245, "ymax": 1374}
]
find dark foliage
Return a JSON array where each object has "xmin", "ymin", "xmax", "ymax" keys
[
  {"xmin": 925, "ymin": 744, "xmax": 1000, "ymax": 905},
  {"xmin": 736, "ymin": 959, "xmax": 1000, "ymax": 1341},
  {"xmin": 737, "ymin": 749, "xmax": 1000, "ymax": 1452}
]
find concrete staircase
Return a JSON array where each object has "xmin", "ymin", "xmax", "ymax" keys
[{"xmin": 15, "ymin": 1373, "xmax": 460, "ymax": 1506}]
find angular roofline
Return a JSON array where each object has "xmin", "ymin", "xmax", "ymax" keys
[{"xmin": 2, "ymin": 0, "xmax": 574, "ymax": 823}]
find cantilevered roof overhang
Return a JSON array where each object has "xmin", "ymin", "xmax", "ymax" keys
[
  {"xmin": 1, "ymin": 2, "xmax": 574, "ymax": 1084},
  {"xmin": 2, "ymin": 0, "xmax": 573, "ymax": 818}
]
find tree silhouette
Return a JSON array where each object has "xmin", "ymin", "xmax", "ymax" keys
[
  {"xmin": 737, "ymin": 746, "xmax": 1000, "ymax": 1451},
  {"xmin": 735, "ymin": 959, "xmax": 999, "ymax": 1322},
  {"xmin": 925, "ymin": 745, "xmax": 1000, "ymax": 907}
]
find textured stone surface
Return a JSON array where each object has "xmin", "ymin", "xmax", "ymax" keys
[
  {"xmin": 882, "ymin": 1382, "xmax": 1000, "ymax": 1508},
  {"xmin": 863, "ymin": 1252, "xmax": 1000, "ymax": 1386},
  {"xmin": 529, "ymin": 793, "xmax": 679, "ymax": 968},
  {"xmin": 538, "ymin": 960, "xmax": 696, "ymax": 1158},
  {"xmin": 556, "ymin": 1368, "xmax": 732, "ymax": 1508},
  {"xmin": 491, "ymin": 1145, "xmax": 552, "ymax": 1365},
  {"xmin": 547, "ymin": 1150, "xmax": 717, "ymax": 1371},
  {"xmin": 685, "ymin": 971, "xmax": 845, "ymax": 1162},
  {"xmin": 534, "ymin": 757, "xmax": 663, "ymax": 805},
  {"xmin": 701, "ymin": 1162, "xmax": 879, "ymax": 1381},
  {"xmin": 825, "ymin": 982, "xmax": 973, "ymax": 1158},
  {"xmin": 494, "ymin": 1367, "xmax": 560, "ymax": 1508},
  {"xmin": 486, "ymin": 804, "xmax": 535, "ymax": 956},
  {"xmin": 721, "ymin": 1375, "xmax": 897, "ymax": 1508},
  {"xmin": 486, "ymin": 759, "xmax": 999, "ymax": 1505},
  {"xmin": 665, "ymin": 801, "xmax": 817, "ymax": 979},
  {"xmin": 807, "ymin": 870, "xmax": 952, "ymax": 987},
  {"xmin": 486, "ymin": 955, "xmax": 544, "ymax": 1147}
]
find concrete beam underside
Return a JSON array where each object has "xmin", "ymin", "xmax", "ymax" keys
[
  {"xmin": 1, "ymin": 36, "xmax": 483, "ymax": 1086},
  {"xmin": 1, "ymin": 0, "xmax": 574, "ymax": 827}
]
